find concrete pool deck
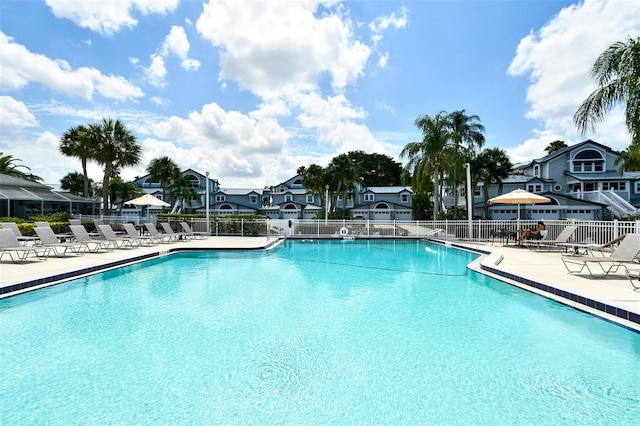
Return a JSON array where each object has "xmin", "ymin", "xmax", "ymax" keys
[{"xmin": 1, "ymin": 236, "xmax": 639, "ymax": 332}]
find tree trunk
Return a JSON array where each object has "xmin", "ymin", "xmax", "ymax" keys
[
  {"xmin": 82, "ymin": 158, "xmax": 89, "ymax": 198},
  {"xmin": 433, "ymin": 165, "xmax": 440, "ymax": 220},
  {"xmin": 102, "ymin": 163, "xmax": 112, "ymax": 215}
]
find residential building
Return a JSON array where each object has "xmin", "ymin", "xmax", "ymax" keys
[
  {"xmin": 470, "ymin": 140, "xmax": 640, "ymax": 220},
  {"xmin": 0, "ymin": 173, "xmax": 98, "ymax": 218}
]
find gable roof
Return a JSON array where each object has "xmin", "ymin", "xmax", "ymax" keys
[{"xmin": 518, "ymin": 139, "xmax": 620, "ymax": 168}]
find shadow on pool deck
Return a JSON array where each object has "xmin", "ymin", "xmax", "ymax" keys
[{"xmin": 1, "ymin": 236, "xmax": 638, "ymax": 331}]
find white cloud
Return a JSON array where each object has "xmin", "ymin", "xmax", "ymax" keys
[
  {"xmin": 0, "ymin": 96, "xmax": 38, "ymax": 134},
  {"xmin": 144, "ymin": 26, "xmax": 200, "ymax": 86},
  {"xmin": 507, "ymin": 0, "xmax": 640, "ymax": 161},
  {"xmin": 0, "ymin": 32, "xmax": 144, "ymax": 101},
  {"xmin": 196, "ymin": 0, "xmax": 371, "ymax": 97},
  {"xmin": 45, "ymin": 0, "xmax": 179, "ymax": 35},
  {"xmin": 369, "ymin": 6, "xmax": 407, "ymax": 47}
]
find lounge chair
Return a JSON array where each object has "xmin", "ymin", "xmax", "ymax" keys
[
  {"xmin": 96, "ymin": 224, "xmax": 137, "ymax": 249},
  {"xmin": 34, "ymin": 226, "xmax": 87, "ymax": 257},
  {"xmin": 526, "ymin": 225, "xmax": 577, "ymax": 251},
  {"xmin": 144, "ymin": 223, "xmax": 175, "ymax": 243},
  {"xmin": 179, "ymin": 221, "xmax": 209, "ymax": 239},
  {"xmin": 0, "ymin": 229, "xmax": 50, "ymax": 263},
  {"xmin": 122, "ymin": 223, "xmax": 160, "ymax": 246},
  {"xmin": 557, "ymin": 234, "xmax": 627, "ymax": 256},
  {"xmin": 0, "ymin": 221, "xmax": 39, "ymax": 245},
  {"xmin": 69, "ymin": 225, "xmax": 114, "ymax": 252},
  {"xmin": 69, "ymin": 219, "xmax": 82, "ymax": 226},
  {"xmin": 160, "ymin": 222, "xmax": 188, "ymax": 241},
  {"xmin": 562, "ymin": 234, "xmax": 640, "ymax": 279}
]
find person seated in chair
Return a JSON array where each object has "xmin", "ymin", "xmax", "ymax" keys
[{"xmin": 515, "ymin": 221, "xmax": 545, "ymax": 244}]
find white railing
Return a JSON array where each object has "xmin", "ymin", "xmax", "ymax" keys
[
  {"xmin": 74, "ymin": 215, "xmax": 640, "ymax": 244},
  {"xmin": 571, "ymin": 190, "xmax": 638, "ymax": 218}
]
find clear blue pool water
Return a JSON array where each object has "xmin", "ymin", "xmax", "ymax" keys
[{"xmin": 1, "ymin": 240, "xmax": 639, "ymax": 424}]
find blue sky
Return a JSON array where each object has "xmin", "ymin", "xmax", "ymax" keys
[{"xmin": 1, "ymin": 0, "xmax": 638, "ymax": 188}]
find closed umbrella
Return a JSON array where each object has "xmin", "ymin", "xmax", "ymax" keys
[{"xmin": 489, "ymin": 189, "xmax": 550, "ymax": 228}]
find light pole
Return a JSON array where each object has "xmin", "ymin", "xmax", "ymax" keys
[
  {"xmin": 465, "ymin": 163, "xmax": 472, "ymax": 240},
  {"xmin": 325, "ymin": 184, "xmax": 329, "ymax": 225},
  {"xmin": 205, "ymin": 172, "xmax": 210, "ymax": 235}
]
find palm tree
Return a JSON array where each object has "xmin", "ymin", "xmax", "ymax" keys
[
  {"xmin": 613, "ymin": 144, "xmax": 640, "ymax": 174},
  {"xmin": 60, "ymin": 171, "xmax": 92, "ymax": 195},
  {"xmin": 0, "ymin": 152, "xmax": 43, "ymax": 181},
  {"xmin": 574, "ymin": 36, "xmax": 640, "ymax": 147},
  {"xmin": 168, "ymin": 174, "xmax": 200, "ymax": 213},
  {"xmin": 327, "ymin": 153, "xmax": 362, "ymax": 213},
  {"xmin": 89, "ymin": 118, "xmax": 142, "ymax": 214},
  {"xmin": 401, "ymin": 111, "xmax": 451, "ymax": 219},
  {"xmin": 109, "ymin": 176, "xmax": 145, "ymax": 215},
  {"xmin": 146, "ymin": 156, "xmax": 180, "ymax": 212},
  {"xmin": 544, "ymin": 140, "xmax": 568, "ymax": 154},
  {"xmin": 59, "ymin": 124, "xmax": 96, "ymax": 197},
  {"xmin": 471, "ymin": 148, "xmax": 513, "ymax": 218},
  {"xmin": 301, "ymin": 164, "xmax": 328, "ymax": 211},
  {"xmin": 448, "ymin": 110, "xmax": 485, "ymax": 216}
]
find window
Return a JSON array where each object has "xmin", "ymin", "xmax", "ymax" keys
[
  {"xmin": 401, "ymin": 193, "xmax": 409, "ymax": 203},
  {"xmin": 249, "ymin": 196, "xmax": 257, "ymax": 204},
  {"xmin": 527, "ymin": 184, "xmax": 543, "ymax": 193},
  {"xmin": 215, "ymin": 194, "xmax": 225, "ymax": 202},
  {"xmin": 364, "ymin": 193, "xmax": 374, "ymax": 202},
  {"xmin": 285, "ymin": 194, "xmax": 292, "ymax": 202},
  {"xmin": 636, "ymin": 181, "xmax": 640, "ymax": 192},
  {"xmin": 602, "ymin": 182, "xmax": 626, "ymax": 191},
  {"xmin": 572, "ymin": 149, "xmax": 605, "ymax": 173},
  {"xmin": 533, "ymin": 164, "xmax": 540, "ymax": 177},
  {"xmin": 306, "ymin": 195, "xmax": 314, "ymax": 203}
]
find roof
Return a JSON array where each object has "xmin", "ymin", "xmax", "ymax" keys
[
  {"xmin": 362, "ymin": 186, "xmax": 412, "ymax": 194},
  {"xmin": 218, "ymin": 188, "xmax": 262, "ymax": 196},
  {"xmin": 565, "ymin": 170, "xmax": 640, "ymax": 181},
  {"xmin": 516, "ymin": 139, "xmax": 620, "ymax": 169},
  {"xmin": 0, "ymin": 173, "xmax": 95, "ymax": 203},
  {"xmin": 0, "ymin": 173, "xmax": 52, "ymax": 189}
]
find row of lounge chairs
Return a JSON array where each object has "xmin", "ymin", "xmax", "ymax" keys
[
  {"xmin": 0, "ymin": 221, "xmax": 208, "ymax": 263},
  {"xmin": 511, "ymin": 224, "xmax": 640, "ymax": 289}
]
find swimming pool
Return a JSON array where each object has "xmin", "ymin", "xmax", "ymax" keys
[{"xmin": 1, "ymin": 240, "xmax": 639, "ymax": 424}]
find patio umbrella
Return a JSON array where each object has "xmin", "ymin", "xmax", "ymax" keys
[
  {"xmin": 489, "ymin": 189, "xmax": 550, "ymax": 227},
  {"xmin": 125, "ymin": 193, "xmax": 170, "ymax": 207},
  {"xmin": 124, "ymin": 194, "xmax": 170, "ymax": 219}
]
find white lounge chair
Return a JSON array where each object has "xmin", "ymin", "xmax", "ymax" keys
[
  {"xmin": 160, "ymin": 222, "xmax": 188, "ymax": 241},
  {"xmin": 34, "ymin": 226, "xmax": 87, "ymax": 257},
  {"xmin": 179, "ymin": 221, "xmax": 209, "ymax": 239},
  {"xmin": 144, "ymin": 223, "xmax": 176, "ymax": 243},
  {"xmin": 526, "ymin": 225, "xmax": 577, "ymax": 251},
  {"xmin": 0, "ymin": 221, "xmax": 39, "ymax": 245},
  {"xmin": 122, "ymin": 223, "xmax": 160, "ymax": 246},
  {"xmin": 558, "ymin": 234, "xmax": 627, "ymax": 256},
  {"xmin": 96, "ymin": 225, "xmax": 137, "ymax": 249},
  {"xmin": 562, "ymin": 234, "xmax": 640, "ymax": 279},
  {"xmin": 69, "ymin": 225, "xmax": 114, "ymax": 252},
  {"xmin": 0, "ymin": 229, "xmax": 50, "ymax": 263}
]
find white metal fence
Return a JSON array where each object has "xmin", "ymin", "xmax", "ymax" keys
[{"xmin": 75, "ymin": 215, "xmax": 640, "ymax": 245}]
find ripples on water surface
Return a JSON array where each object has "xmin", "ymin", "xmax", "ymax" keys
[{"xmin": 1, "ymin": 240, "xmax": 639, "ymax": 424}]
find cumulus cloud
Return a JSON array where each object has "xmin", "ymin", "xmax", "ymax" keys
[
  {"xmin": 144, "ymin": 26, "xmax": 200, "ymax": 87},
  {"xmin": 196, "ymin": 0, "xmax": 371, "ymax": 96},
  {"xmin": 507, "ymin": 0, "xmax": 640, "ymax": 162},
  {"xmin": 0, "ymin": 32, "xmax": 144, "ymax": 101},
  {"xmin": 0, "ymin": 96, "xmax": 38, "ymax": 134},
  {"xmin": 45, "ymin": 0, "xmax": 179, "ymax": 35}
]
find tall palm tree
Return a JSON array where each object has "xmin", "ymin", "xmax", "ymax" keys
[
  {"xmin": 59, "ymin": 124, "xmax": 96, "ymax": 197},
  {"xmin": 448, "ymin": 110, "xmax": 485, "ymax": 216},
  {"xmin": 574, "ymin": 36, "xmax": 640, "ymax": 147},
  {"xmin": 168, "ymin": 175, "xmax": 200, "ymax": 213},
  {"xmin": 0, "ymin": 152, "xmax": 42, "ymax": 181},
  {"xmin": 146, "ymin": 156, "xmax": 180, "ymax": 212},
  {"xmin": 327, "ymin": 153, "xmax": 362, "ymax": 213},
  {"xmin": 301, "ymin": 164, "xmax": 329, "ymax": 212},
  {"xmin": 544, "ymin": 140, "xmax": 568, "ymax": 154},
  {"xmin": 89, "ymin": 118, "xmax": 142, "ymax": 214},
  {"xmin": 401, "ymin": 111, "xmax": 451, "ymax": 219},
  {"xmin": 471, "ymin": 148, "xmax": 513, "ymax": 218}
]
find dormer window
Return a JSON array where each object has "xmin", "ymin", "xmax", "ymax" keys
[
  {"xmin": 533, "ymin": 164, "xmax": 540, "ymax": 178},
  {"xmin": 572, "ymin": 149, "xmax": 604, "ymax": 173},
  {"xmin": 364, "ymin": 193, "xmax": 374, "ymax": 202}
]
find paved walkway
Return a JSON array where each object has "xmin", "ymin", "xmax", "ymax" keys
[{"xmin": 1, "ymin": 236, "xmax": 638, "ymax": 331}]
